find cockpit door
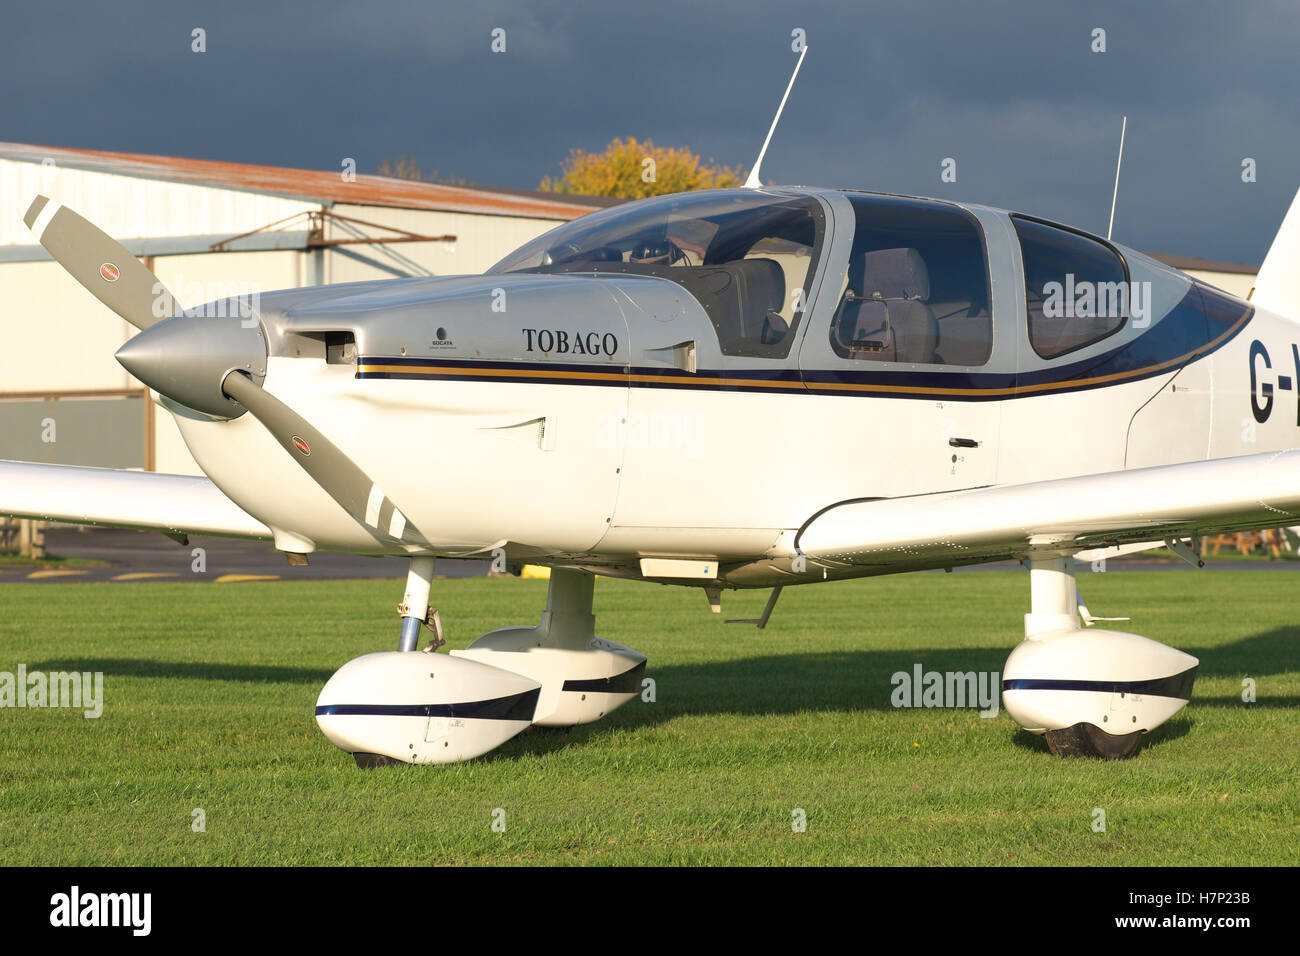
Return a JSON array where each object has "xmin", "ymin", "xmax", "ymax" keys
[
  {"xmin": 796, "ymin": 192, "xmax": 1008, "ymax": 497},
  {"xmin": 603, "ymin": 273, "xmax": 812, "ymax": 538},
  {"xmin": 604, "ymin": 193, "xmax": 836, "ymax": 537}
]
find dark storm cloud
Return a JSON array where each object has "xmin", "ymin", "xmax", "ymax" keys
[{"xmin": 3, "ymin": 0, "xmax": 1297, "ymax": 262}]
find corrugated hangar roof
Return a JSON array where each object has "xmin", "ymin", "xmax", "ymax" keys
[{"xmin": 0, "ymin": 142, "xmax": 614, "ymax": 221}]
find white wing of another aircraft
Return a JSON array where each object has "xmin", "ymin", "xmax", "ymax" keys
[{"xmin": 0, "ymin": 459, "xmax": 270, "ymax": 540}]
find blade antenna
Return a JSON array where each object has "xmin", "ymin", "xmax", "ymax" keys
[
  {"xmin": 1107, "ymin": 114, "xmax": 1127, "ymax": 241},
  {"xmin": 744, "ymin": 44, "xmax": 808, "ymax": 189}
]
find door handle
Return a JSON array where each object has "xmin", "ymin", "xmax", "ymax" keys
[{"xmin": 948, "ymin": 437, "xmax": 979, "ymax": 448}]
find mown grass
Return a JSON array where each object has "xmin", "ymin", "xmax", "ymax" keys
[{"xmin": 0, "ymin": 570, "xmax": 1296, "ymax": 865}]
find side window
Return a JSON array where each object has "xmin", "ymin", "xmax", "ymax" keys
[
  {"xmin": 1013, "ymin": 216, "xmax": 1128, "ymax": 359},
  {"xmin": 830, "ymin": 196, "xmax": 992, "ymax": 366}
]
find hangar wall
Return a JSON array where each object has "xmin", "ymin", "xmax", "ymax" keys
[
  {"xmin": 325, "ymin": 205, "xmax": 563, "ymax": 281},
  {"xmin": 0, "ymin": 157, "xmax": 318, "ymax": 245}
]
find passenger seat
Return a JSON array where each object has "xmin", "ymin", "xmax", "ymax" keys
[
  {"xmin": 844, "ymin": 248, "xmax": 937, "ymax": 363},
  {"xmin": 731, "ymin": 258, "xmax": 786, "ymax": 343}
]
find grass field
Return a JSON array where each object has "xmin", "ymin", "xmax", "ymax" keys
[{"xmin": 0, "ymin": 569, "xmax": 1297, "ymax": 866}]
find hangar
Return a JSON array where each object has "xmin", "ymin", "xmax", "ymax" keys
[{"xmin": 0, "ymin": 142, "xmax": 610, "ymax": 476}]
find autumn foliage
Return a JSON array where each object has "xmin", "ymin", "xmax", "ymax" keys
[{"xmin": 539, "ymin": 137, "xmax": 745, "ymax": 199}]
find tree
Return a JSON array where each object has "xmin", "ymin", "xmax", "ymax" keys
[
  {"xmin": 376, "ymin": 154, "xmax": 474, "ymax": 187},
  {"xmin": 539, "ymin": 137, "xmax": 744, "ymax": 199}
]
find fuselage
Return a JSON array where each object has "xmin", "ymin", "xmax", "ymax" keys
[{"xmin": 166, "ymin": 187, "xmax": 1297, "ymax": 584}]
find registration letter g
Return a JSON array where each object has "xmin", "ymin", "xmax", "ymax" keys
[{"xmin": 1250, "ymin": 339, "xmax": 1273, "ymax": 424}]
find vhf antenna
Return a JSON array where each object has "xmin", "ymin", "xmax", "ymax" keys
[
  {"xmin": 744, "ymin": 44, "xmax": 809, "ymax": 188},
  {"xmin": 1107, "ymin": 115, "xmax": 1127, "ymax": 241}
]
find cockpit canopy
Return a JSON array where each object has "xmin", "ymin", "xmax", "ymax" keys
[
  {"xmin": 489, "ymin": 189, "xmax": 825, "ymax": 358},
  {"xmin": 488, "ymin": 186, "xmax": 1251, "ymax": 376}
]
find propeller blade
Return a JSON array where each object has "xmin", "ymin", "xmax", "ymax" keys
[
  {"xmin": 24, "ymin": 195, "xmax": 181, "ymax": 331},
  {"xmin": 220, "ymin": 371, "xmax": 430, "ymax": 551}
]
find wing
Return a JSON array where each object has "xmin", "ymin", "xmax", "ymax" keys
[
  {"xmin": 0, "ymin": 460, "xmax": 270, "ymax": 540},
  {"xmin": 797, "ymin": 449, "xmax": 1300, "ymax": 567}
]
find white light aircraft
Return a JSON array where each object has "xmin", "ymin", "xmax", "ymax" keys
[{"xmin": 6, "ymin": 168, "xmax": 1300, "ymax": 764}]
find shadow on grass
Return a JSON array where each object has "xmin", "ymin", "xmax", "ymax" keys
[
  {"xmin": 488, "ymin": 621, "xmax": 1299, "ymax": 763},
  {"xmin": 29, "ymin": 657, "xmax": 336, "ymax": 685},
  {"xmin": 29, "ymin": 624, "xmax": 1297, "ymax": 765},
  {"xmin": 489, "ymin": 660, "xmax": 1239, "ymax": 764},
  {"xmin": 1186, "ymin": 625, "xmax": 1300, "ymax": 697},
  {"xmin": 1010, "ymin": 729, "xmax": 1051, "ymax": 754}
]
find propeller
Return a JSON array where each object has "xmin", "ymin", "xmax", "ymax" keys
[
  {"xmin": 26, "ymin": 194, "xmax": 431, "ymax": 553},
  {"xmin": 24, "ymin": 195, "xmax": 181, "ymax": 330}
]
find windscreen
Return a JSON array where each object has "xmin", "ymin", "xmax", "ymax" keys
[{"xmin": 489, "ymin": 190, "xmax": 826, "ymax": 358}]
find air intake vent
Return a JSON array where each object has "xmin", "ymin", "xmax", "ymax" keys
[{"xmin": 325, "ymin": 332, "xmax": 357, "ymax": 365}]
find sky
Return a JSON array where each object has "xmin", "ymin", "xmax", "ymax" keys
[{"xmin": 3, "ymin": 0, "xmax": 1298, "ymax": 264}]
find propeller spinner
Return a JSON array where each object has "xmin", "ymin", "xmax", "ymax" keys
[{"xmin": 114, "ymin": 313, "xmax": 266, "ymax": 419}]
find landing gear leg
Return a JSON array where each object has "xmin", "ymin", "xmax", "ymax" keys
[
  {"xmin": 397, "ymin": 556, "xmax": 435, "ymax": 652},
  {"xmin": 1025, "ymin": 559, "xmax": 1139, "ymax": 759},
  {"xmin": 1024, "ymin": 555, "xmax": 1078, "ymax": 639}
]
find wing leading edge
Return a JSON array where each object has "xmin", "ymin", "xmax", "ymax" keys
[
  {"xmin": 0, "ymin": 460, "xmax": 270, "ymax": 540},
  {"xmin": 797, "ymin": 449, "xmax": 1300, "ymax": 567}
]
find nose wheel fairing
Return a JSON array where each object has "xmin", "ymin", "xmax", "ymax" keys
[{"xmin": 316, "ymin": 651, "xmax": 542, "ymax": 765}]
